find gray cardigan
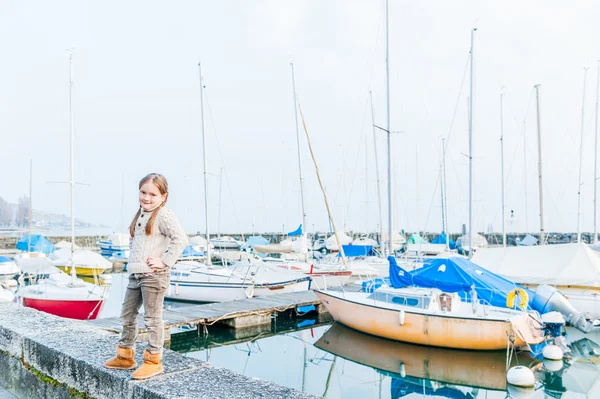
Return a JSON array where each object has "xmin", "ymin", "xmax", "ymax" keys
[{"xmin": 127, "ymin": 206, "xmax": 188, "ymax": 274}]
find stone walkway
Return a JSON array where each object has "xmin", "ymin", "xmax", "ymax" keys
[{"xmin": 0, "ymin": 386, "xmax": 15, "ymax": 399}]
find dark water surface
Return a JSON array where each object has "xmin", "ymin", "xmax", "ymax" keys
[{"xmin": 100, "ymin": 273, "xmax": 600, "ymax": 398}]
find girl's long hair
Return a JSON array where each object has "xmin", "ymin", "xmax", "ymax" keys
[{"xmin": 129, "ymin": 173, "xmax": 169, "ymax": 237}]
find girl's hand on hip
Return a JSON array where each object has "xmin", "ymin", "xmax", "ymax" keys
[{"xmin": 146, "ymin": 257, "xmax": 167, "ymax": 271}]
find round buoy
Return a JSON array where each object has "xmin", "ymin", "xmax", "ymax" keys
[
  {"xmin": 506, "ymin": 384, "xmax": 536, "ymax": 399},
  {"xmin": 543, "ymin": 344, "xmax": 563, "ymax": 360},
  {"xmin": 543, "ymin": 358, "xmax": 563, "ymax": 372},
  {"xmin": 507, "ymin": 366, "xmax": 535, "ymax": 388}
]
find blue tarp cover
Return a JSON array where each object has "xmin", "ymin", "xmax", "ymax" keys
[
  {"xmin": 391, "ymin": 379, "xmax": 473, "ymax": 399},
  {"xmin": 0, "ymin": 256, "xmax": 12, "ymax": 263},
  {"xmin": 388, "ymin": 256, "xmax": 533, "ymax": 309},
  {"xmin": 16, "ymin": 234, "xmax": 55, "ymax": 254},
  {"xmin": 337, "ymin": 245, "xmax": 375, "ymax": 257},
  {"xmin": 288, "ymin": 224, "xmax": 303, "ymax": 236},
  {"xmin": 181, "ymin": 245, "xmax": 204, "ymax": 257},
  {"xmin": 431, "ymin": 232, "xmax": 457, "ymax": 250},
  {"xmin": 247, "ymin": 235, "xmax": 270, "ymax": 248}
]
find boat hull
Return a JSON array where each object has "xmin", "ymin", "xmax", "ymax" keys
[
  {"xmin": 315, "ymin": 290, "xmax": 539, "ymax": 350},
  {"xmin": 253, "ymin": 279, "xmax": 311, "ymax": 297},
  {"xmin": 22, "ymin": 297, "xmax": 104, "ymax": 320},
  {"xmin": 56, "ymin": 266, "xmax": 109, "ymax": 276},
  {"xmin": 166, "ymin": 281, "xmax": 252, "ymax": 302}
]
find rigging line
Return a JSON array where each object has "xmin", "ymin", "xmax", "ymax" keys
[
  {"xmin": 343, "ymin": 94, "xmax": 371, "ymax": 229},
  {"xmin": 420, "ymin": 160, "xmax": 442, "ymax": 234},
  {"xmin": 332, "ymin": 8, "xmax": 384, "ymax": 224},
  {"xmin": 433, "ymin": 52, "xmax": 470, "ymax": 218},
  {"xmin": 203, "ymin": 87, "xmax": 245, "ymax": 240},
  {"xmin": 441, "ymin": 51, "xmax": 471, "ymax": 155},
  {"xmin": 503, "ymin": 88, "xmax": 534, "ymax": 184}
]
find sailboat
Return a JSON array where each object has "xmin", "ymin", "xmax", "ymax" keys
[
  {"xmin": 17, "ymin": 54, "xmax": 108, "ymax": 320},
  {"xmin": 316, "ymin": 26, "xmax": 548, "ymax": 350},
  {"xmin": 167, "ymin": 63, "xmax": 311, "ymax": 302}
]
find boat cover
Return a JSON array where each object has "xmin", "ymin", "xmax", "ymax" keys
[
  {"xmin": 181, "ymin": 245, "xmax": 204, "ymax": 257},
  {"xmin": 337, "ymin": 245, "xmax": 375, "ymax": 257},
  {"xmin": 288, "ymin": 224, "xmax": 302, "ymax": 236},
  {"xmin": 518, "ymin": 234, "xmax": 539, "ymax": 246},
  {"xmin": 388, "ymin": 255, "xmax": 532, "ymax": 309},
  {"xmin": 246, "ymin": 235, "xmax": 270, "ymax": 248},
  {"xmin": 405, "ymin": 233, "xmax": 428, "ymax": 244},
  {"xmin": 472, "ymin": 243, "xmax": 600, "ymax": 287},
  {"xmin": 16, "ymin": 234, "xmax": 55, "ymax": 254},
  {"xmin": 431, "ymin": 232, "xmax": 457, "ymax": 250}
]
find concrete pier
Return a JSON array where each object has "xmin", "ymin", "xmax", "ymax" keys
[{"xmin": 0, "ymin": 301, "xmax": 319, "ymax": 399}]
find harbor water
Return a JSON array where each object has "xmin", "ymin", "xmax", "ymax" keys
[{"xmin": 98, "ymin": 273, "xmax": 600, "ymax": 398}]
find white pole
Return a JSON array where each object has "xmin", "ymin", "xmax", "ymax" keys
[
  {"xmin": 500, "ymin": 90, "xmax": 506, "ymax": 247},
  {"xmin": 217, "ymin": 167, "xmax": 223, "ymax": 238},
  {"xmin": 577, "ymin": 66, "xmax": 590, "ymax": 243},
  {"xmin": 385, "ymin": 0, "xmax": 393, "ymax": 256},
  {"xmin": 594, "ymin": 61, "xmax": 600, "ymax": 244},
  {"xmin": 69, "ymin": 53, "xmax": 76, "ymax": 281},
  {"xmin": 198, "ymin": 63, "xmax": 211, "ymax": 264},
  {"xmin": 468, "ymin": 28, "xmax": 476, "ymax": 259},
  {"xmin": 28, "ymin": 159, "xmax": 32, "ymax": 252},
  {"xmin": 535, "ymin": 84, "xmax": 545, "ymax": 245},
  {"xmin": 523, "ymin": 119, "xmax": 528, "ymax": 233},
  {"xmin": 290, "ymin": 63, "xmax": 308, "ymax": 260},
  {"xmin": 370, "ymin": 91, "xmax": 384, "ymax": 256}
]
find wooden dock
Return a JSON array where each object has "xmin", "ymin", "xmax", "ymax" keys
[{"xmin": 88, "ymin": 290, "xmax": 326, "ymax": 340}]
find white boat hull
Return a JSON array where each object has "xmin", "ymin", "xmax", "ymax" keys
[{"xmin": 315, "ymin": 289, "xmax": 544, "ymax": 350}]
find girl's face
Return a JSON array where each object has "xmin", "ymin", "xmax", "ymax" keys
[{"xmin": 139, "ymin": 182, "xmax": 166, "ymax": 211}]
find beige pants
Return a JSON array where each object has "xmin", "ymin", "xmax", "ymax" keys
[{"xmin": 119, "ymin": 271, "xmax": 170, "ymax": 354}]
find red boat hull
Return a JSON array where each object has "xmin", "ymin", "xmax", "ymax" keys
[{"xmin": 23, "ymin": 298, "xmax": 105, "ymax": 320}]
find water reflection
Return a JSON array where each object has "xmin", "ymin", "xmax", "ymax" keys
[{"xmin": 316, "ymin": 323, "xmax": 540, "ymax": 398}]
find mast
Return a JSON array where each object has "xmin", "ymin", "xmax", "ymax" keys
[
  {"xmin": 468, "ymin": 28, "xmax": 476, "ymax": 259},
  {"xmin": 198, "ymin": 63, "xmax": 211, "ymax": 264},
  {"xmin": 595, "ymin": 61, "xmax": 600, "ymax": 244},
  {"xmin": 28, "ymin": 159, "xmax": 32, "ymax": 252},
  {"xmin": 217, "ymin": 166, "xmax": 223, "ymax": 238},
  {"xmin": 441, "ymin": 138, "xmax": 449, "ymax": 250},
  {"xmin": 297, "ymin": 105, "xmax": 347, "ymax": 267},
  {"xmin": 500, "ymin": 90, "xmax": 506, "ymax": 247},
  {"xmin": 523, "ymin": 119, "xmax": 528, "ymax": 232},
  {"xmin": 534, "ymin": 84, "xmax": 545, "ymax": 245},
  {"xmin": 577, "ymin": 66, "xmax": 589, "ymax": 243},
  {"xmin": 370, "ymin": 91, "xmax": 384, "ymax": 255},
  {"xmin": 69, "ymin": 53, "xmax": 76, "ymax": 281},
  {"xmin": 385, "ymin": 0, "xmax": 393, "ymax": 256},
  {"xmin": 291, "ymin": 63, "xmax": 308, "ymax": 260}
]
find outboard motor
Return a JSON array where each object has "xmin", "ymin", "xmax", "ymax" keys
[{"xmin": 532, "ymin": 284, "xmax": 597, "ymax": 333}]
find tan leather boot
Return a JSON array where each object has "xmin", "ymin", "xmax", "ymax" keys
[
  {"xmin": 104, "ymin": 346, "xmax": 137, "ymax": 370},
  {"xmin": 131, "ymin": 350, "xmax": 163, "ymax": 379}
]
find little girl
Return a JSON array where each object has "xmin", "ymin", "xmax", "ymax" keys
[{"xmin": 104, "ymin": 173, "xmax": 187, "ymax": 379}]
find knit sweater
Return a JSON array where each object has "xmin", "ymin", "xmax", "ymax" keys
[{"xmin": 127, "ymin": 206, "xmax": 188, "ymax": 274}]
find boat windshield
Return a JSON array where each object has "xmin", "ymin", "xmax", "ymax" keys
[{"xmin": 368, "ymin": 291, "xmax": 430, "ymax": 309}]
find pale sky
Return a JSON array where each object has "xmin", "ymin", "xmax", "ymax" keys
[{"xmin": 2, "ymin": 1, "xmax": 600, "ymax": 235}]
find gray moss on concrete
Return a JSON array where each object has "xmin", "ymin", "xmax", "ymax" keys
[{"xmin": 0, "ymin": 301, "xmax": 320, "ymax": 399}]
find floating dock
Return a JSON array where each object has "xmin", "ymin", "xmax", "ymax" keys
[{"xmin": 88, "ymin": 290, "xmax": 328, "ymax": 340}]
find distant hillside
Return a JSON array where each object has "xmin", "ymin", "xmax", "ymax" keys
[{"xmin": 0, "ymin": 195, "xmax": 107, "ymax": 229}]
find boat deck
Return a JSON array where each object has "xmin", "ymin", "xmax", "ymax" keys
[{"xmin": 87, "ymin": 290, "xmax": 326, "ymax": 339}]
